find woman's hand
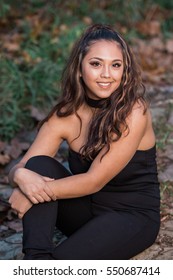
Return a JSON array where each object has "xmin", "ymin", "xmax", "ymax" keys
[
  {"xmin": 9, "ymin": 188, "xmax": 33, "ymax": 219},
  {"xmin": 14, "ymin": 168, "xmax": 56, "ymax": 204}
]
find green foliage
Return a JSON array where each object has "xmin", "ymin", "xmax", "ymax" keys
[
  {"xmin": 0, "ymin": 18, "xmax": 87, "ymax": 141},
  {"xmin": 0, "ymin": 58, "xmax": 26, "ymax": 140},
  {"xmin": 154, "ymin": 104, "xmax": 173, "ymax": 151},
  {"xmin": 0, "ymin": 0, "xmax": 11, "ymax": 18},
  {"xmin": 161, "ymin": 16, "xmax": 173, "ymax": 38},
  {"xmin": 153, "ymin": 0, "xmax": 173, "ymax": 9},
  {"xmin": 0, "ymin": 57, "xmax": 61, "ymax": 141}
]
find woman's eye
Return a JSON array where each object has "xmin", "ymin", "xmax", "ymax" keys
[
  {"xmin": 113, "ymin": 63, "xmax": 121, "ymax": 68},
  {"xmin": 90, "ymin": 61, "xmax": 101, "ymax": 67}
]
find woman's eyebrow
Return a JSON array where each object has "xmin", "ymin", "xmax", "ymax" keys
[{"xmin": 89, "ymin": 57, "xmax": 123, "ymax": 62}]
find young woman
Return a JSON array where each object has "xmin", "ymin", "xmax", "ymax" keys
[{"xmin": 8, "ymin": 24, "xmax": 160, "ymax": 260}]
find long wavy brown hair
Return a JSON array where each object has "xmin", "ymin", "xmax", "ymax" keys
[{"xmin": 40, "ymin": 24, "xmax": 147, "ymax": 160}]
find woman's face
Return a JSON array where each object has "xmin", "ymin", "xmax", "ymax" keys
[{"xmin": 81, "ymin": 40, "xmax": 124, "ymax": 100}]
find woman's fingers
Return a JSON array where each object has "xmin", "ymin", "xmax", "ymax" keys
[
  {"xmin": 44, "ymin": 184, "xmax": 57, "ymax": 201},
  {"xmin": 29, "ymin": 196, "xmax": 39, "ymax": 204},
  {"xmin": 28, "ymin": 188, "xmax": 56, "ymax": 204},
  {"xmin": 43, "ymin": 176, "xmax": 55, "ymax": 182},
  {"xmin": 35, "ymin": 192, "xmax": 51, "ymax": 203}
]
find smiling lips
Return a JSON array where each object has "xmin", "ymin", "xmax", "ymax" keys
[{"xmin": 97, "ymin": 82, "xmax": 112, "ymax": 89}]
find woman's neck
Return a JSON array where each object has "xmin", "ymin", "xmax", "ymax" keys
[{"xmin": 85, "ymin": 96, "xmax": 107, "ymax": 108}]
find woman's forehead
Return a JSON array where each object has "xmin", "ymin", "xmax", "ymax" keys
[{"xmin": 84, "ymin": 40, "xmax": 123, "ymax": 60}]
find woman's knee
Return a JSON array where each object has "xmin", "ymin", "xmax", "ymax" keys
[{"xmin": 25, "ymin": 155, "xmax": 71, "ymax": 179}]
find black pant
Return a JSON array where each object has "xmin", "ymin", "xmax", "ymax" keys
[{"xmin": 22, "ymin": 156, "xmax": 160, "ymax": 260}]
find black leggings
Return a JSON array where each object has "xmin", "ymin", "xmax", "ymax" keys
[{"xmin": 22, "ymin": 156, "xmax": 160, "ymax": 260}]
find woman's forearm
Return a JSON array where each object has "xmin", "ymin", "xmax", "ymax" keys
[
  {"xmin": 47, "ymin": 172, "xmax": 102, "ymax": 199},
  {"xmin": 8, "ymin": 163, "xmax": 25, "ymax": 187}
]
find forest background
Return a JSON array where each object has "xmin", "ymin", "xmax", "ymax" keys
[{"xmin": 0, "ymin": 0, "xmax": 173, "ymax": 258}]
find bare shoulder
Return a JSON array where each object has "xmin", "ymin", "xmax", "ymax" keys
[
  {"xmin": 45, "ymin": 110, "xmax": 80, "ymax": 142},
  {"xmin": 124, "ymin": 101, "xmax": 148, "ymax": 133},
  {"xmin": 126, "ymin": 100, "xmax": 155, "ymax": 149},
  {"xmin": 45, "ymin": 111, "xmax": 78, "ymax": 138},
  {"xmin": 131, "ymin": 100, "xmax": 154, "ymax": 129},
  {"xmin": 18, "ymin": 112, "xmax": 79, "ymax": 164},
  {"xmin": 131, "ymin": 100, "xmax": 147, "ymax": 116}
]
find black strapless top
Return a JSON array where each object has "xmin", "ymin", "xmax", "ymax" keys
[{"xmin": 68, "ymin": 146, "xmax": 160, "ymax": 213}]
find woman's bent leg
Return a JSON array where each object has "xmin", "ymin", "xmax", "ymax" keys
[
  {"xmin": 22, "ymin": 155, "xmax": 71, "ymax": 259},
  {"xmin": 23, "ymin": 201, "xmax": 58, "ymax": 259}
]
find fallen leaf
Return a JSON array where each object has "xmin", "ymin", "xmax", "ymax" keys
[
  {"xmin": 30, "ymin": 106, "xmax": 46, "ymax": 121},
  {"xmin": 59, "ymin": 24, "xmax": 68, "ymax": 32},
  {"xmin": 136, "ymin": 20, "xmax": 161, "ymax": 37},
  {"xmin": 161, "ymin": 215, "xmax": 169, "ymax": 222},
  {"xmin": 149, "ymin": 37, "xmax": 165, "ymax": 51},
  {"xmin": 147, "ymin": 20, "xmax": 161, "ymax": 36},
  {"xmin": 5, "ymin": 219, "xmax": 23, "ymax": 232},
  {"xmin": 83, "ymin": 16, "xmax": 93, "ymax": 25},
  {"xmin": 3, "ymin": 42, "xmax": 20, "ymax": 52},
  {"xmin": 0, "ymin": 141, "xmax": 6, "ymax": 152},
  {"xmin": 6, "ymin": 138, "xmax": 29, "ymax": 160},
  {"xmin": 22, "ymin": 50, "xmax": 33, "ymax": 63},
  {"xmin": 0, "ymin": 154, "xmax": 10, "ymax": 165},
  {"xmin": 165, "ymin": 39, "xmax": 173, "ymax": 54}
]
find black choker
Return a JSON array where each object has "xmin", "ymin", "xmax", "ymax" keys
[{"xmin": 85, "ymin": 97, "xmax": 107, "ymax": 108}]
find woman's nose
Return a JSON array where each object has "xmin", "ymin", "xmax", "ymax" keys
[{"xmin": 100, "ymin": 65, "xmax": 110, "ymax": 78}]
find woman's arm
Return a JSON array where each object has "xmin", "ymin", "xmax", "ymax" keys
[{"xmin": 8, "ymin": 113, "xmax": 68, "ymax": 203}]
